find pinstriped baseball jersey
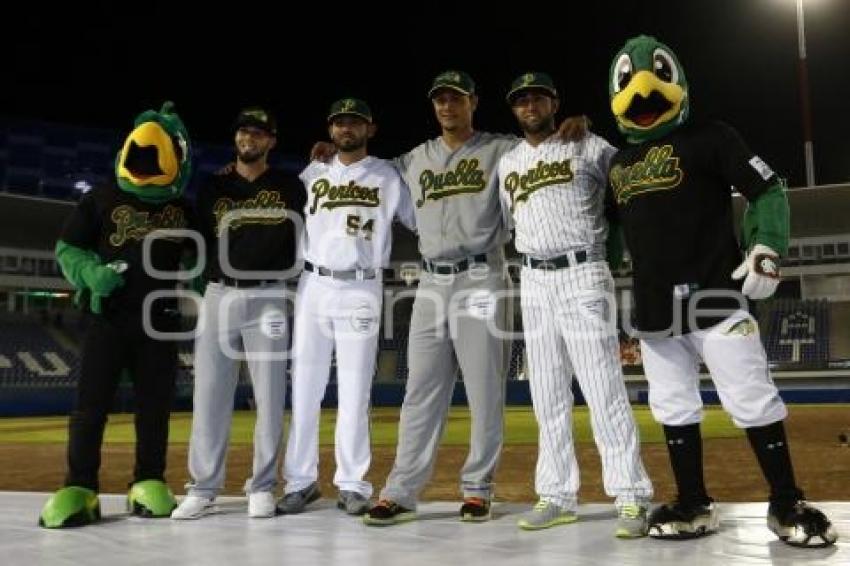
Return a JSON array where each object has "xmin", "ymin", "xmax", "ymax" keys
[
  {"xmin": 394, "ymin": 131, "xmax": 518, "ymax": 260},
  {"xmin": 498, "ymin": 133, "xmax": 616, "ymax": 258},
  {"xmin": 499, "ymin": 131, "xmax": 653, "ymax": 509},
  {"xmin": 300, "ymin": 155, "xmax": 416, "ymax": 270}
]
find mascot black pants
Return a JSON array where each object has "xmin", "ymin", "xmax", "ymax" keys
[{"xmin": 65, "ymin": 314, "xmax": 177, "ymax": 491}]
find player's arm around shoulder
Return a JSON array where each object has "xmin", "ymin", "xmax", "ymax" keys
[
  {"xmin": 376, "ymin": 158, "xmax": 417, "ymax": 233},
  {"xmin": 391, "ymin": 142, "xmax": 428, "ymax": 177},
  {"xmin": 584, "ymin": 133, "xmax": 619, "ymax": 188},
  {"xmin": 496, "ymin": 151, "xmax": 517, "ymax": 230},
  {"xmin": 299, "ymin": 160, "xmax": 329, "ymax": 185}
]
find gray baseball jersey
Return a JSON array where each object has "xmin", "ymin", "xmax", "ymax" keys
[
  {"xmin": 395, "ymin": 131, "xmax": 518, "ymax": 260},
  {"xmin": 498, "ymin": 133, "xmax": 616, "ymax": 258}
]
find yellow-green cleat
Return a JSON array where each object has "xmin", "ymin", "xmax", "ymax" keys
[
  {"xmin": 615, "ymin": 504, "xmax": 649, "ymax": 538},
  {"xmin": 39, "ymin": 486, "xmax": 101, "ymax": 528},
  {"xmin": 127, "ymin": 480, "xmax": 177, "ymax": 518},
  {"xmin": 517, "ymin": 500, "xmax": 578, "ymax": 530}
]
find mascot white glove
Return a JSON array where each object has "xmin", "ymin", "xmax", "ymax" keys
[{"xmin": 731, "ymin": 243, "xmax": 781, "ymax": 299}]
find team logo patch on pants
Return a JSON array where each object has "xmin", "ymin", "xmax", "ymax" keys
[
  {"xmin": 466, "ymin": 290, "xmax": 496, "ymax": 320},
  {"xmin": 260, "ymin": 308, "xmax": 287, "ymax": 339},
  {"xmin": 725, "ymin": 318, "xmax": 756, "ymax": 337}
]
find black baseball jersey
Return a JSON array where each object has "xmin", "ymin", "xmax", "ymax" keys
[
  {"xmin": 608, "ymin": 120, "xmax": 778, "ymax": 334},
  {"xmin": 60, "ymin": 183, "xmax": 193, "ymax": 318},
  {"xmin": 195, "ymin": 167, "xmax": 306, "ymax": 281}
]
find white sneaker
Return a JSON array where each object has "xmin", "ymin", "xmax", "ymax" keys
[
  {"xmin": 248, "ymin": 491, "xmax": 276, "ymax": 518},
  {"xmin": 171, "ymin": 495, "xmax": 217, "ymax": 520}
]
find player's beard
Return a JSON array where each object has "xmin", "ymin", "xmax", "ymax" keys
[
  {"xmin": 521, "ymin": 115, "xmax": 556, "ymax": 137},
  {"xmin": 334, "ymin": 134, "xmax": 367, "ymax": 153},
  {"xmin": 237, "ymin": 147, "xmax": 266, "ymax": 164}
]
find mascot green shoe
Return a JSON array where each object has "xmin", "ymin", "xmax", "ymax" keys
[
  {"xmin": 39, "ymin": 486, "xmax": 101, "ymax": 528},
  {"xmin": 127, "ymin": 479, "xmax": 178, "ymax": 518}
]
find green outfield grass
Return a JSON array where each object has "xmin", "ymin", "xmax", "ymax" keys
[{"xmin": 0, "ymin": 405, "xmax": 753, "ymax": 445}]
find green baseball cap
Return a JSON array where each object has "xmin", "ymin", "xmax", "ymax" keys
[
  {"xmin": 234, "ymin": 107, "xmax": 277, "ymax": 135},
  {"xmin": 506, "ymin": 72, "xmax": 558, "ymax": 103},
  {"xmin": 428, "ymin": 70, "xmax": 476, "ymax": 98},
  {"xmin": 327, "ymin": 97, "xmax": 373, "ymax": 123}
]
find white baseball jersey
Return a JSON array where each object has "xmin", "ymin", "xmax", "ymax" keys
[
  {"xmin": 285, "ymin": 153, "xmax": 415, "ymax": 499},
  {"xmin": 300, "ymin": 155, "xmax": 416, "ymax": 269},
  {"xmin": 499, "ymin": 132, "xmax": 653, "ymax": 509},
  {"xmin": 498, "ymin": 133, "xmax": 616, "ymax": 258}
]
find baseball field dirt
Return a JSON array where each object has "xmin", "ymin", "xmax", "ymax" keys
[{"xmin": 1, "ymin": 405, "xmax": 847, "ymax": 503}]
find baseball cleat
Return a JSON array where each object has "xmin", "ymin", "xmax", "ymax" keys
[
  {"xmin": 362, "ymin": 500, "xmax": 416, "ymax": 526},
  {"xmin": 460, "ymin": 497, "xmax": 491, "ymax": 522},
  {"xmin": 647, "ymin": 500, "xmax": 719, "ymax": 539},
  {"xmin": 615, "ymin": 503, "xmax": 649, "ymax": 538},
  {"xmin": 337, "ymin": 491, "xmax": 370, "ymax": 516},
  {"xmin": 277, "ymin": 482, "xmax": 321, "ymax": 515},
  {"xmin": 517, "ymin": 500, "xmax": 578, "ymax": 530},
  {"xmin": 767, "ymin": 501, "xmax": 838, "ymax": 548}
]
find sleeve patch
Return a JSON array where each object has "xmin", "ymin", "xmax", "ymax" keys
[{"xmin": 749, "ymin": 156, "xmax": 775, "ymax": 181}]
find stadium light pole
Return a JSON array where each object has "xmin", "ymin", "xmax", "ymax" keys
[{"xmin": 796, "ymin": 0, "xmax": 816, "ymax": 187}]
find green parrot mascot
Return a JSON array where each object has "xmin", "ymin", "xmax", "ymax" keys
[
  {"xmin": 40, "ymin": 102, "xmax": 194, "ymax": 528},
  {"xmin": 606, "ymin": 35, "xmax": 836, "ymax": 548}
]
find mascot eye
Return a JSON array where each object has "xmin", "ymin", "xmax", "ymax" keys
[
  {"xmin": 613, "ymin": 53, "xmax": 633, "ymax": 93},
  {"xmin": 653, "ymin": 48, "xmax": 678, "ymax": 84},
  {"xmin": 173, "ymin": 134, "xmax": 188, "ymax": 163}
]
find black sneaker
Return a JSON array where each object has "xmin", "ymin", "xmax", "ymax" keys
[
  {"xmin": 460, "ymin": 497, "xmax": 491, "ymax": 522},
  {"xmin": 276, "ymin": 482, "xmax": 321, "ymax": 514},
  {"xmin": 767, "ymin": 501, "xmax": 838, "ymax": 548},
  {"xmin": 362, "ymin": 500, "xmax": 416, "ymax": 526},
  {"xmin": 647, "ymin": 499, "xmax": 719, "ymax": 539}
]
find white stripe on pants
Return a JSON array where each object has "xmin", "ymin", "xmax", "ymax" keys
[{"xmin": 521, "ymin": 261, "xmax": 652, "ymax": 510}]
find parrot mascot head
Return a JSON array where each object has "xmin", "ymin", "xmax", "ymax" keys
[
  {"xmin": 609, "ymin": 35, "xmax": 689, "ymax": 144},
  {"xmin": 115, "ymin": 101, "xmax": 192, "ymax": 202}
]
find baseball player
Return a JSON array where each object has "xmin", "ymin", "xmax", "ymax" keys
[
  {"xmin": 172, "ymin": 107, "xmax": 307, "ymax": 520},
  {"xmin": 497, "ymin": 72, "xmax": 653, "ymax": 537},
  {"xmin": 607, "ymin": 35, "xmax": 837, "ymax": 547},
  {"xmin": 362, "ymin": 71, "xmax": 595, "ymax": 526},
  {"xmin": 309, "ymin": 71, "xmax": 588, "ymax": 525},
  {"xmin": 279, "ymin": 98, "xmax": 415, "ymax": 516}
]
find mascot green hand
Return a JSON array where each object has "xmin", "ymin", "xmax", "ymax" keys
[{"xmin": 55, "ymin": 242, "xmax": 125, "ymax": 314}]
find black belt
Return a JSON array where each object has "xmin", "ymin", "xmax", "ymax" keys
[
  {"xmin": 422, "ymin": 253, "xmax": 488, "ymax": 275},
  {"xmin": 304, "ymin": 260, "xmax": 388, "ymax": 280},
  {"xmin": 213, "ymin": 276, "xmax": 282, "ymax": 288},
  {"xmin": 523, "ymin": 250, "xmax": 588, "ymax": 270}
]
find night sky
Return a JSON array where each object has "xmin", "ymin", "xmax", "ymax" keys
[{"xmin": 5, "ymin": 0, "xmax": 850, "ymax": 187}]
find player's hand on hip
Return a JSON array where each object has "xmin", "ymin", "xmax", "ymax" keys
[
  {"xmin": 310, "ymin": 141, "xmax": 337, "ymax": 163},
  {"xmin": 556, "ymin": 115, "xmax": 591, "ymax": 142},
  {"xmin": 731, "ymin": 243, "xmax": 780, "ymax": 299}
]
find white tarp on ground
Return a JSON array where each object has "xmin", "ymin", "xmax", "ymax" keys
[{"xmin": 2, "ymin": 492, "xmax": 847, "ymax": 566}]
